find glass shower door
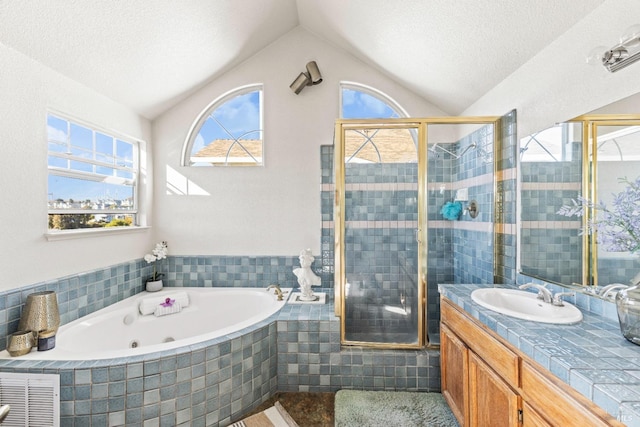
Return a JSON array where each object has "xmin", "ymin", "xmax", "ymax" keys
[
  {"xmin": 334, "ymin": 117, "xmax": 500, "ymax": 349},
  {"xmin": 336, "ymin": 122, "xmax": 424, "ymax": 347}
]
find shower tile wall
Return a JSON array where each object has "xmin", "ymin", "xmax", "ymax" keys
[
  {"xmin": 426, "ymin": 143, "xmax": 455, "ymax": 338},
  {"xmin": 320, "ymin": 145, "xmax": 336, "ymax": 289},
  {"xmin": 452, "ymin": 124, "xmax": 495, "ymax": 285},
  {"xmin": 323, "ymin": 116, "xmax": 505, "ymax": 342},
  {"xmin": 343, "ymin": 162, "xmax": 419, "ymax": 341},
  {"xmin": 495, "ymin": 110, "xmax": 518, "ymax": 285}
]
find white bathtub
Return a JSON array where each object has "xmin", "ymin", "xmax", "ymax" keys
[{"xmin": 2, "ymin": 287, "xmax": 289, "ymax": 360}]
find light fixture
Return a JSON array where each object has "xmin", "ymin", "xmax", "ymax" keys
[
  {"xmin": 289, "ymin": 61, "xmax": 323, "ymax": 94},
  {"xmin": 590, "ymin": 25, "xmax": 640, "ymax": 72}
]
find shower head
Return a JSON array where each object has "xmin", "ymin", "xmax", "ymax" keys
[
  {"xmin": 457, "ymin": 142, "xmax": 477, "ymax": 158},
  {"xmin": 428, "ymin": 144, "xmax": 440, "ymax": 159}
]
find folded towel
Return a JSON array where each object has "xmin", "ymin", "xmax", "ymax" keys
[
  {"xmin": 154, "ymin": 301, "xmax": 182, "ymax": 317},
  {"xmin": 139, "ymin": 292, "xmax": 190, "ymax": 315}
]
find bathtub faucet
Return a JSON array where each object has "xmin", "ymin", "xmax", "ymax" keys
[{"xmin": 267, "ymin": 284, "xmax": 284, "ymax": 301}]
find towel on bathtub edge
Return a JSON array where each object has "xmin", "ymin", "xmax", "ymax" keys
[
  {"xmin": 139, "ymin": 291, "xmax": 190, "ymax": 315},
  {"xmin": 153, "ymin": 301, "xmax": 182, "ymax": 317}
]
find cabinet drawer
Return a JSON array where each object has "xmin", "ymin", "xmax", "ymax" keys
[
  {"xmin": 521, "ymin": 361, "xmax": 623, "ymax": 427},
  {"xmin": 441, "ymin": 298, "xmax": 519, "ymax": 385}
]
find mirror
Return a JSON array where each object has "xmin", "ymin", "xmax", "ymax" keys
[
  {"xmin": 519, "ymin": 122, "xmax": 584, "ymax": 286},
  {"xmin": 518, "ymin": 93, "xmax": 640, "ymax": 289},
  {"xmin": 591, "ymin": 122, "xmax": 640, "ymax": 287}
]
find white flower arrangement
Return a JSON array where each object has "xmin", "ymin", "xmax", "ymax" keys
[{"xmin": 145, "ymin": 241, "xmax": 168, "ymax": 281}]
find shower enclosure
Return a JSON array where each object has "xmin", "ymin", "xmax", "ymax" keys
[{"xmin": 334, "ymin": 117, "xmax": 500, "ymax": 348}]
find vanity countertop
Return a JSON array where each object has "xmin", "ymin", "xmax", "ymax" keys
[{"xmin": 439, "ymin": 283, "xmax": 640, "ymax": 426}]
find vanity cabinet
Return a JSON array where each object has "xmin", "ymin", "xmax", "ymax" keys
[
  {"xmin": 441, "ymin": 300, "xmax": 520, "ymax": 426},
  {"xmin": 440, "ymin": 297, "xmax": 623, "ymax": 427},
  {"xmin": 469, "ymin": 351, "xmax": 520, "ymax": 426},
  {"xmin": 441, "ymin": 323, "xmax": 468, "ymax": 423}
]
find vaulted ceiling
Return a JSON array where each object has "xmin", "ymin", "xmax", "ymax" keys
[{"xmin": 0, "ymin": 0, "xmax": 606, "ymax": 119}]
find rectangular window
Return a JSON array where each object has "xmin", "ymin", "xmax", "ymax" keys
[{"xmin": 47, "ymin": 113, "xmax": 139, "ymax": 231}]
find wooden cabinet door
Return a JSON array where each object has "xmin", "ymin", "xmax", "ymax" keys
[
  {"xmin": 523, "ymin": 402, "xmax": 552, "ymax": 427},
  {"xmin": 469, "ymin": 351, "xmax": 520, "ymax": 427},
  {"xmin": 441, "ymin": 323, "xmax": 469, "ymax": 426}
]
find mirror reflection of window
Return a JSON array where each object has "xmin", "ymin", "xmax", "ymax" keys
[{"xmin": 519, "ymin": 123, "xmax": 580, "ymax": 162}]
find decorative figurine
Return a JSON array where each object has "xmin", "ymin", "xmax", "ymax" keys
[{"xmin": 293, "ymin": 248, "xmax": 321, "ymax": 301}]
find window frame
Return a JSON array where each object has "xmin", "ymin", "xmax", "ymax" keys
[
  {"xmin": 339, "ymin": 82, "xmax": 416, "ymax": 164},
  {"xmin": 181, "ymin": 83, "xmax": 264, "ymax": 167},
  {"xmin": 46, "ymin": 111, "xmax": 142, "ymax": 235},
  {"xmin": 339, "ymin": 81, "xmax": 409, "ymax": 119}
]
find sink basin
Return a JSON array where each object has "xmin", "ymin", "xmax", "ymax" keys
[{"xmin": 470, "ymin": 288, "xmax": 583, "ymax": 324}]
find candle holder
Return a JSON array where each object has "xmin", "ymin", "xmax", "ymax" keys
[
  {"xmin": 7, "ymin": 330, "xmax": 36, "ymax": 356},
  {"xmin": 18, "ymin": 291, "xmax": 60, "ymax": 346}
]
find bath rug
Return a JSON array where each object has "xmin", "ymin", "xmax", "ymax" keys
[
  {"xmin": 230, "ymin": 401, "xmax": 300, "ymax": 427},
  {"xmin": 335, "ymin": 390, "xmax": 459, "ymax": 427}
]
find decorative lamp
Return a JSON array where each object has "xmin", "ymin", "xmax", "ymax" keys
[{"xmin": 18, "ymin": 291, "xmax": 60, "ymax": 339}]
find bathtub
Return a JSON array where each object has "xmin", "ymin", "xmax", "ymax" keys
[{"xmin": 1, "ymin": 287, "xmax": 289, "ymax": 360}]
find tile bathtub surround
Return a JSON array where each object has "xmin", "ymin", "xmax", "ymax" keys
[
  {"xmin": 439, "ymin": 283, "xmax": 640, "ymax": 424},
  {"xmin": 0, "ymin": 298, "xmax": 442, "ymax": 427},
  {"xmin": 0, "ymin": 319, "xmax": 279, "ymax": 427},
  {"xmin": 165, "ymin": 255, "xmax": 328, "ymax": 290},
  {"xmin": 0, "ymin": 255, "xmax": 328, "ymax": 352},
  {"xmin": 0, "ymin": 259, "xmax": 148, "ymax": 350}
]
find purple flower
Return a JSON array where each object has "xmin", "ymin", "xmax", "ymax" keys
[
  {"xmin": 557, "ymin": 176, "xmax": 640, "ymax": 254},
  {"xmin": 160, "ymin": 298, "xmax": 175, "ymax": 307}
]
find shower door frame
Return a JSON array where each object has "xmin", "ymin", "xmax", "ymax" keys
[{"xmin": 334, "ymin": 116, "xmax": 502, "ymax": 350}]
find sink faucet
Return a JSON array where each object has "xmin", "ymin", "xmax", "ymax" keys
[
  {"xmin": 519, "ymin": 283, "xmax": 553, "ymax": 304},
  {"xmin": 551, "ymin": 292, "xmax": 575, "ymax": 307},
  {"xmin": 266, "ymin": 284, "xmax": 284, "ymax": 301},
  {"xmin": 599, "ymin": 283, "xmax": 628, "ymax": 299}
]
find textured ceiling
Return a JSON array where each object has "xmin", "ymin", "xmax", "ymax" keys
[{"xmin": 0, "ymin": 0, "xmax": 606, "ymax": 119}]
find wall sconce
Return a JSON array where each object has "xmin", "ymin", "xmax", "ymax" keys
[
  {"xmin": 18, "ymin": 291, "xmax": 60, "ymax": 351},
  {"xmin": 588, "ymin": 25, "xmax": 640, "ymax": 72},
  {"xmin": 290, "ymin": 61, "xmax": 323, "ymax": 94}
]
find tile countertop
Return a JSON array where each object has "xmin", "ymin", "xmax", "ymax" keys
[{"xmin": 439, "ymin": 283, "xmax": 640, "ymax": 427}]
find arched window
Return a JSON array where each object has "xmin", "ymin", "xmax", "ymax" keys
[
  {"xmin": 182, "ymin": 84, "xmax": 263, "ymax": 166},
  {"xmin": 340, "ymin": 82, "xmax": 415, "ymax": 163},
  {"xmin": 340, "ymin": 82, "xmax": 408, "ymax": 119}
]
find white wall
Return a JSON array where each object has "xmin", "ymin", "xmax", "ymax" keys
[
  {"xmin": 463, "ymin": 0, "xmax": 640, "ymax": 137},
  {"xmin": 0, "ymin": 43, "xmax": 153, "ymax": 291},
  {"xmin": 152, "ymin": 27, "xmax": 446, "ymax": 257},
  {"xmin": 10, "ymin": 0, "xmax": 637, "ymax": 291}
]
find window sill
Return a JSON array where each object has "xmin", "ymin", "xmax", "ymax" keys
[{"xmin": 45, "ymin": 226, "xmax": 150, "ymax": 241}]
